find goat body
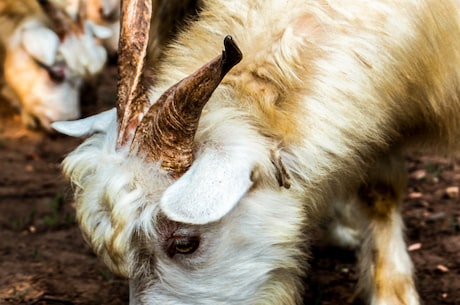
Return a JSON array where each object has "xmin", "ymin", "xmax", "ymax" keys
[
  {"xmin": 0, "ymin": 0, "xmax": 108, "ymax": 130},
  {"xmin": 54, "ymin": 0, "xmax": 460, "ymax": 304}
]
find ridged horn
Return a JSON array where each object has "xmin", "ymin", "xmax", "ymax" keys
[
  {"xmin": 116, "ymin": 0, "xmax": 152, "ymax": 148},
  {"xmin": 131, "ymin": 36, "xmax": 243, "ymax": 178}
]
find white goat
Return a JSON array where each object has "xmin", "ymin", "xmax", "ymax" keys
[
  {"xmin": 53, "ymin": 0, "xmax": 460, "ymax": 304},
  {"xmin": 0, "ymin": 0, "xmax": 109, "ymax": 130}
]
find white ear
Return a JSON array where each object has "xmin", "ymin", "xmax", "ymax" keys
[
  {"xmin": 51, "ymin": 108, "xmax": 116, "ymax": 137},
  {"xmin": 160, "ymin": 149, "xmax": 254, "ymax": 225},
  {"xmin": 59, "ymin": 33, "xmax": 107, "ymax": 76},
  {"xmin": 87, "ymin": 21, "xmax": 113, "ymax": 40},
  {"xmin": 21, "ymin": 27, "xmax": 60, "ymax": 66}
]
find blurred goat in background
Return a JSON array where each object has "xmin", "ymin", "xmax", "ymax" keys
[{"xmin": 0, "ymin": 0, "xmax": 109, "ymax": 131}]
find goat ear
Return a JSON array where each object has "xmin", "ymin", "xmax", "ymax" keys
[
  {"xmin": 59, "ymin": 32, "xmax": 107, "ymax": 76},
  {"xmin": 160, "ymin": 149, "xmax": 254, "ymax": 225},
  {"xmin": 51, "ymin": 108, "xmax": 116, "ymax": 137},
  {"xmin": 21, "ymin": 27, "xmax": 60, "ymax": 66},
  {"xmin": 86, "ymin": 21, "xmax": 113, "ymax": 40}
]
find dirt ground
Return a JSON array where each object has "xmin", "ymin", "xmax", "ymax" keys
[{"xmin": 0, "ymin": 63, "xmax": 459, "ymax": 305}]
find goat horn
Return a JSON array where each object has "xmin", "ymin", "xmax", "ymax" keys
[
  {"xmin": 131, "ymin": 36, "xmax": 243, "ymax": 178},
  {"xmin": 116, "ymin": 0, "xmax": 152, "ymax": 148}
]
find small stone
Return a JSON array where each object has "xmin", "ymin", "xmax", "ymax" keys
[{"xmin": 445, "ymin": 186, "xmax": 459, "ymax": 198}]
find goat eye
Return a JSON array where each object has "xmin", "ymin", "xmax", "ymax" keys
[
  {"xmin": 47, "ymin": 66, "xmax": 66, "ymax": 83},
  {"xmin": 167, "ymin": 236, "xmax": 200, "ymax": 257}
]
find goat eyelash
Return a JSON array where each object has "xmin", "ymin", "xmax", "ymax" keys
[{"xmin": 165, "ymin": 235, "xmax": 201, "ymax": 258}]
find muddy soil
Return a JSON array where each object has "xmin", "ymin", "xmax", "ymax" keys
[{"xmin": 0, "ymin": 63, "xmax": 459, "ymax": 305}]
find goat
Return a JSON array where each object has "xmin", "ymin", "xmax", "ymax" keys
[
  {"xmin": 0, "ymin": 0, "xmax": 109, "ymax": 130},
  {"xmin": 52, "ymin": 0, "xmax": 460, "ymax": 304}
]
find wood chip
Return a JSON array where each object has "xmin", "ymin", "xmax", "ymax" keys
[
  {"xmin": 409, "ymin": 192, "xmax": 423, "ymax": 199},
  {"xmin": 436, "ymin": 264, "xmax": 449, "ymax": 273},
  {"xmin": 426, "ymin": 212, "xmax": 446, "ymax": 222},
  {"xmin": 408, "ymin": 243, "xmax": 422, "ymax": 251},
  {"xmin": 445, "ymin": 186, "xmax": 459, "ymax": 198},
  {"xmin": 418, "ymin": 200, "xmax": 430, "ymax": 208},
  {"xmin": 410, "ymin": 169, "xmax": 427, "ymax": 180}
]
